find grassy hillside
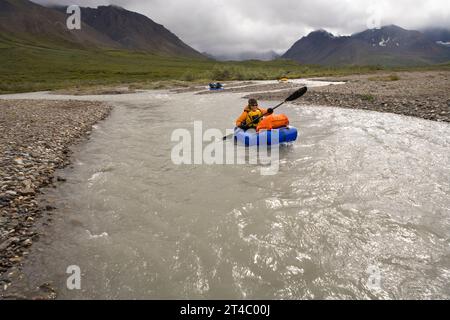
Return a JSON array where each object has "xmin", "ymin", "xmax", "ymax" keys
[{"xmin": 1, "ymin": 36, "xmax": 449, "ymax": 94}]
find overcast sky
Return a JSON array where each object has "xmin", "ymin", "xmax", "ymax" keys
[{"xmin": 33, "ymin": 0, "xmax": 450, "ymax": 56}]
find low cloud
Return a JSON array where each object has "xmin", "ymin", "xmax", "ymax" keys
[{"xmin": 33, "ymin": 0, "xmax": 450, "ymax": 55}]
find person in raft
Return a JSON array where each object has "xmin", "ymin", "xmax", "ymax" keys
[{"xmin": 235, "ymin": 98, "xmax": 273, "ymax": 131}]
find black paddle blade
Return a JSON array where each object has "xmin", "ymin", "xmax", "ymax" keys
[{"xmin": 285, "ymin": 86, "xmax": 308, "ymax": 102}]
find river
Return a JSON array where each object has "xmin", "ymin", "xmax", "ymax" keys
[{"xmin": 2, "ymin": 81, "xmax": 449, "ymax": 299}]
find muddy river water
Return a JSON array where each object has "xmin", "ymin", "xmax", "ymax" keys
[{"xmin": 3, "ymin": 81, "xmax": 450, "ymax": 299}]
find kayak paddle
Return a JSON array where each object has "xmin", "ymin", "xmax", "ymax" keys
[{"xmin": 222, "ymin": 86, "xmax": 308, "ymax": 141}]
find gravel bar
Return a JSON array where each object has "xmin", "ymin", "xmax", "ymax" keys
[{"xmin": 0, "ymin": 99, "xmax": 112, "ymax": 295}]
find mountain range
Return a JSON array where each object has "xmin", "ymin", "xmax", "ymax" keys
[
  {"xmin": 282, "ymin": 25, "xmax": 450, "ymax": 66},
  {"xmin": 1, "ymin": 0, "xmax": 450, "ymax": 66},
  {"xmin": 53, "ymin": 5, "xmax": 204, "ymax": 58},
  {"xmin": 0, "ymin": 0, "xmax": 204, "ymax": 58}
]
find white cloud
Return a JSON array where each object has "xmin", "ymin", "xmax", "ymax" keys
[{"xmin": 32, "ymin": 0, "xmax": 450, "ymax": 55}]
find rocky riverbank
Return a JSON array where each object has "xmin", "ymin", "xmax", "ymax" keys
[
  {"xmin": 245, "ymin": 71, "xmax": 450, "ymax": 122},
  {"xmin": 0, "ymin": 100, "xmax": 112, "ymax": 295}
]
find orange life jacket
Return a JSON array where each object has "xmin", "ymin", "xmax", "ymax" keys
[
  {"xmin": 256, "ymin": 114, "xmax": 290, "ymax": 132},
  {"xmin": 236, "ymin": 107, "xmax": 266, "ymax": 129},
  {"xmin": 245, "ymin": 109, "xmax": 264, "ymax": 128}
]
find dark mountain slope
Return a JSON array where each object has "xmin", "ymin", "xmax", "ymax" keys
[
  {"xmin": 283, "ymin": 25, "xmax": 450, "ymax": 66},
  {"xmin": 0, "ymin": 0, "xmax": 118, "ymax": 48},
  {"xmin": 0, "ymin": 0, "xmax": 204, "ymax": 58}
]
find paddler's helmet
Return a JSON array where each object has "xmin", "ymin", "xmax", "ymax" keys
[{"xmin": 248, "ymin": 98, "xmax": 258, "ymax": 107}]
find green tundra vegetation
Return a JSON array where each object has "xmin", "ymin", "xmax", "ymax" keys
[{"xmin": 1, "ymin": 35, "xmax": 449, "ymax": 94}]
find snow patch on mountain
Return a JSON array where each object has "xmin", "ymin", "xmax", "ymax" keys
[
  {"xmin": 379, "ymin": 37, "xmax": 390, "ymax": 47},
  {"xmin": 436, "ymin": 41, "xmax": 450, "ymax": 47}
]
